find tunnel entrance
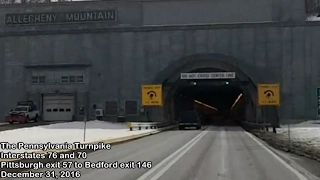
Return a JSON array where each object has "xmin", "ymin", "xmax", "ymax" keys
[
  {"xmin": 173, "ymin": 73, "xmax": 247, "ymax": 127},
  {"xmin": 151, "ymin": 53, "xmax": 279, "ymax": 129}
]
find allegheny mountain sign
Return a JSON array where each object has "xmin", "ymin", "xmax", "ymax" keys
[{"xmin": 5, "ymin": 10, "xmax": 117, "ymax": 25}]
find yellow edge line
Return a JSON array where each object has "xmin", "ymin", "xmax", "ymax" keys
[{"xmin": 0, "ymin": 126, "xmax": 173, "ymax": 162}]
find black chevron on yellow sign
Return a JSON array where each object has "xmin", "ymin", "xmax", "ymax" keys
[
  {"xmin": 141, "ymin": 84, "xmax": 163, "ymax": 106},
  {"xmin": 258, "ymin": 84, "xmax": 280, "ymax": 106}
]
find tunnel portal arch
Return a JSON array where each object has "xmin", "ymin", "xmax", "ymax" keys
[{"xmin": 151, "ymin": 53, "xmax": 279, "ymax": 128}]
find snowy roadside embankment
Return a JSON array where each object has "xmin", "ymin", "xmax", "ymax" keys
[
  {"xmin": 277, "ymin": 127, "xmax": 320, "ymax": 149},
  {"xmin": 0, "ymin": 120, "xmax": 155, "ymax": 153},
  {"xmin": 251, "ymin": 120, "xmax": 320, "ymax": 161}
]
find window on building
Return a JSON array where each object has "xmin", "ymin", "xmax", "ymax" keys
[
  {"xmin": 76, "ymin": 75, "xmax": 84, "ymax": 83},
  {"xmin": 39, "ymin": 76, "xmax": 46, "ymax": 83},
  {"xmin": 61, "ymin": 76, "xmax": 69, "ymax": 83},
  {"xmin": 31, "ymin": 76, "xmax": 39, "ymax": 84},
  {"xmin": 69, "ymin": 76, "xmax": 76, "ymax": 83},
  {"xmin": 125, "ymin": 101, "xmax": 138, "ymax": 115},
  {"xmin": 31, "ymin": 75, "xmax": 46, "ymax": 84},
  {"xmin": 105, "ymin": 101, "xmax": 118, "ymax": 115}
]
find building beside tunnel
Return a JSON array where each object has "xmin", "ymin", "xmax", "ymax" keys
[{"xmin": 0, "ymin": 0, "xmax": 318, "ymax": 126}]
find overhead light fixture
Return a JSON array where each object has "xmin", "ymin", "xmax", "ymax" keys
[
  {"xmin": 194, "ymin": 100, "xmax": 218, "ymax": 110},
  {"xmin": 230, "ymin": 93, "xmax": 243, "ymax": 110}
]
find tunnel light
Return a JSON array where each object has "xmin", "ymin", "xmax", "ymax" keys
[
  {"xmin": 230, "ymin": 93, "xmax": 243, "ymax": 110},
  {"xmin": 225, "ymin": 81, "xmax": 229, "ymax": 85},
  {"xmin": 194, "ymin": 100, "xmax": 218, "ymax": 110}
]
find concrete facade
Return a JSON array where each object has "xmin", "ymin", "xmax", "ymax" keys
[{"xmin": 0, "ymin": 0, "xmax": 318, "ymax": 123}]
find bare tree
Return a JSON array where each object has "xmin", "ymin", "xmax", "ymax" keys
[{"xmin": 305, "ymin": 0, "xmax": 320, "ymax": 16}]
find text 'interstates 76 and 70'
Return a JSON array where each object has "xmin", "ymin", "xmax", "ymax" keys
[{"xmin": 1, "ymin": 141, "xmax": 153, "ymax": 179}]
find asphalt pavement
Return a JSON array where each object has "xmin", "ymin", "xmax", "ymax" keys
[{"xmin": 4, "ymin": 126, "xmax": 320, "ymax": 180}]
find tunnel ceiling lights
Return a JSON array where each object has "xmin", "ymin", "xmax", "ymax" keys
[
  {"xmin": 186, "ymin": 80, "xmax": 250, "ymax": 86},
  {"xmin": 230, "ymin": 93, "xmax": 243, "ymax": 110},
  {"xmin": 177, "ymin": 81, "xmax": 240, "ymax": 90},
  {"xmin": 194, "ymin": 100, "xmax": 218, "ymax": 110},
  {"xmin": 186, "ymin": 80, "xmax": 232, "ymax": 86}
]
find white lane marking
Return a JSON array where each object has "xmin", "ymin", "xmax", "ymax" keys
[
  {"xmin": 219, "ymin": 130, "xmax": 228, "ymax": 180},
  {"xmin": 136, "ymin": 130, "xmax": 209, "ymax": 180},
  {"xmin": 245, "ymin": 131, "xmax": 309, "ymax": 180}
]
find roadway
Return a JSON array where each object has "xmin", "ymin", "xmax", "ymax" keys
[{"xmin": 6, "ymin": 126, "xmax": 320, "ymax": 180}]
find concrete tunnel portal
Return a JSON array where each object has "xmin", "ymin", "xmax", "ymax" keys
[
  {"xmin": 150, "ymin": 53, "xmax": 279, "ymax": 129},
  {"xmin": 173, "ymin": 74, "xmax": 245, "ymax": 126}
]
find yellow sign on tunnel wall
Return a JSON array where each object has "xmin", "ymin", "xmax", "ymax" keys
[
  {"xmin": 141, "ymin": 84, "xmax": 163, "ymax": 106},
  {"xmin": 258, "ymin": 84, "xmax": 280, "ymax": 106}
]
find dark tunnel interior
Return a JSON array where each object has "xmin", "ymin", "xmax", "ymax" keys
[{"xmin": 173, "ymin": 79, "xmax": 246, "ymax": 126}]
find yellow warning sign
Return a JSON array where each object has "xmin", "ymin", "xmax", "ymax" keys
[
  {"xmin": 258, "ymin": 84, "xmax": 280, "ymax": 106},
  {"xmin": 141, "ymin": 84, "xmax": 163, "ymax": 106}
]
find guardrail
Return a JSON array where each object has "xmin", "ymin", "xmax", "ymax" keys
[
  {"xmin": 240, "ymin": 121, "xmax": 272, "ymax": 130},
  {"xmin": 127, "ymin": 122, "xmax": 169, "ymax": 131}
]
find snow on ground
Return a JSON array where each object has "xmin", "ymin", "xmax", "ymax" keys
[
  {"xmin": 306, "ymin": 15, "xmax": 320, "ymax": 21},
  {"xmin": 0, "ymin": 120, "xmax": 155, "ymax": 153},
  {"xmin": 281, "ymin": 120, "xmax": 320, "ymax": 128},
  {"xmin": 278, "ymin": 120, "xmax": 320, "ymax": 148}
]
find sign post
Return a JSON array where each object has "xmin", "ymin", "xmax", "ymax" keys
[
  {"xmin": 141, "ymin": 84, "xmax": 163, "ymax": 106},
  {"xmin": 317, "ymin": 87, "xmax": 320, "ymax": 117},
  {"xmin": 257, "ymin": 83, "xmax": 281, "ymax": 135},
  {"xmin": 79, "ymin": 106, "xmax": 86, "ymax": 142},
  {"xmin": 288, "ymin": 122, "xmax": 291, "ymax": 151},
  {"xmin": 83, "ymin": 112, "xmax": 87, "ymax": 142},
  {"xmin": 257, "ymin": 84, "xmax": 280, "ymax": 106}
]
